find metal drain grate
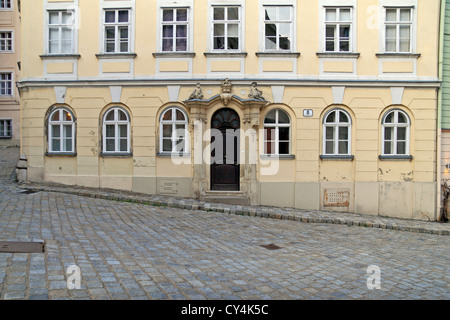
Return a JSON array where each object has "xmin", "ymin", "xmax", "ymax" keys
[
  {"xmin": 260, "ymin": 244, "xmax": 282, "ymax": 250},
  {"xmin": 0, "ymin": 241, "xmax": 45, "ymax": 253}
]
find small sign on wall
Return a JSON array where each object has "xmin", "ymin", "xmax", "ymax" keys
[{"xmin": 303, "ymin": 109, "xmax": 313, "ymax": 117}]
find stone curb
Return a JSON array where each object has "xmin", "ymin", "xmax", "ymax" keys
[{"xmin": 17, "ymin": 182, "xmax": 450, "ymax": 237}]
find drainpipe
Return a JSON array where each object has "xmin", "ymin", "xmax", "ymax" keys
[{"xmin": 437, "ymin": 0, "xmax": 446, "ymax": 220}]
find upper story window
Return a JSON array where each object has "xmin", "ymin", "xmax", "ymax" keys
[
  {"xmin": 263, "ymin": 109, "xmax": 291, "ymax": 155},
  {"xmin": 0, "ymin": 119, "xmax": 12, "ymax": 139},
  {"xmin": 48, "ymin": 10, "xmax": 75, "ymax": 54},
  {"xmin": 213, "ymin": 6, "xmax": 240, "ymax": 51},
  {"xmin": 325, "ymin": 7, "xmax": 352, "ymax": 52},
  {"xmin": 263, "ymin": 5, "xmax": 292, "ymax": 52},
  {"xmin": 160, "ymin": 107, "xmax": 188, "ymax": 154},
  {"xmin": 0, "ymin": 32, "xmax": 13, "ymax": 52},
  {"xmin": 48, "ymin": 108, "xmax": 75, "ymax": 153},
  {"xmin": 323, "ymin": 109, "xmax": 352, "ymax": 155},
  {"xmin": 0, "ymin": 73, "xmax": 13, "ymax": 96},
  {"xmin": 162, "ymin": 8, "xmax": 189, "ymax": 52},
  {"xmin": 382, "ymin": 109, "xmax": 410, "ymax": 156},
  {"xmin": 102, "ymin": 107, "xmax": 131, "ymax": 154},
  {"xmin": 384, "ymin": 7, "xmax": 413, "ymax": 53},
  {"xmin": 0, "ymin": 0, "xmax": 11, "ymax": 10},
  {"xmin": 104, "ymin": 9, "xmax": 130, "ymax": 53}
]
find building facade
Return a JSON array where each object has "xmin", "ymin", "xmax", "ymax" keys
[
  {"xmin": 18, "ymin": 0, "xmax": 441, "ymax": 220},
  {"xmin": 0, "ymin": 0, "xmax": 20, "ymax": 146}
]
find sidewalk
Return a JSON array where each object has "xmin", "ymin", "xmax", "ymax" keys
[{"xmin": 17, "ymin": 180, "xmax": 450, "ymax": 237}]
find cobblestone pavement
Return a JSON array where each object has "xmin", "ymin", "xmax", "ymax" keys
[{"xmin": 0, "ymin": 147, "xmax": 449, "ymax": 300}]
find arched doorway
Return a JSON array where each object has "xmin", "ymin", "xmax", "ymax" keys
[{"xmin": 210, "ymin": 108, "xmax": 240, "ymax": 191}]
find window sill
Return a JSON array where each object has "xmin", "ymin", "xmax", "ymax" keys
[
  {"xmin": 256, "ymin": 52, "xmax": 301, "ymax": 58},
  {"xmin": 152, "ymin": 52, "xmax": 196, "ymax": 58},
  {"xmin": 320, "ymin": 155, "xmax": 354, "ymax": 161},
  {"xmin": 376, "ymin": 53, "xmax": 421, "ymax": 59},
  {"xmin": 96, "ymin": 53, "xmax": 137, "ymax": 59},
  {"xmin": 40, "ymin": 54, "xmax": 81, "ymax": 60},
  {"xmin": 157, "ymin": 152, "xmax": 191, "ymax": 158},
  {"xmin": 0, "ymin": 137, "xmax": 12, "ymax": 140},
  {"xmin": 379, "ymin": 155, "xmax": 413, "ymax": 161},
  {"xmin": 204, "ymin": 52, "xmax": 248, "ymax": 58},
  {"xmin": 45, "ymin": 152, "xmax": 77, "ymax": 157},
  {"xmin": 100, "ymin": 152, "xmax": 133, "ymax": 158},
  {"xmin": 316, "ymin": 52, "xmax": 360, "ymax": 59},
  {"xmin": 260, "ymin": 154, "xmax": 295, "ymax": 160}
]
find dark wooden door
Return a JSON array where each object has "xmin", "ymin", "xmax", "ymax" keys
[{"xmin": 211, "ymin": 108, "xmax": 240, "ymax": 191}]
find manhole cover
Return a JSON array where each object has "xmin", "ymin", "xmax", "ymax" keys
[
  {"xmin": 0, "ymin": 241, "xmax": 45, "ymax": 253},
  {"xmin": 260, "ymin": 244, "xmax": 282, "ymax": 250}
]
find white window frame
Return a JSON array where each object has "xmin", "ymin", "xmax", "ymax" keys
[
  {"xmin": 211, "ymin": 5, "xmax": 241, "ymax": 52},
  {"xmin": 47, "ymin": 10, "xmax": 76, "ymax": 55},
  {"xmin": 262, "ymin": 4, "xmax": 294, "ymax": 52},
  {"xmin": 0, "ymin": 30, "xmax": 13, "ymax": 52},
  {"xmin": 102, "ymin": 107, "xmax": 131, "ymax": 154},
  {"xmin": 0, "ymin": 119, "xmax": 12, "ymax": 139},
  {"xmin": 102, "ymin": 9, "xmax": 131, "ymax": 54},
  {"xmin": 48, "ymin": 108, "xmax": 76, "ymax": 153},
  {"xmin": 0, "ymin": 72, "xmax": 13, "ymax": 97},
  {"xmin": 0, "ymin": 0, "xmax": 12, "ymax": 10},
  {"xmin": 383, "ymin": 7, "xmax": 414, "ymax": 53},
  {"xmin": 263, "ymin": 109, "xmax": 291, "ymax": 156},
  {"xmin": 322, "ymin": 109, "xmax": 352, "ymax": 156},
  {"xmin": 381, "ymin": 109, "xmax": 411, "ymax": 156},
  {"xmin": 323, "ymin": 7, "xmax": 353, "ymax": 53},
  {"xmin": 160, "ymin": 7, "xmax": 190, "ymax": 53},
  {"xmin": 159, "ymin": 107, "xmax": 189, "ymax": 154}
]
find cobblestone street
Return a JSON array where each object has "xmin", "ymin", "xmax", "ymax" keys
[{"xmin": 0, "ymin": 147, "xmax": 449, "ymax": 301}]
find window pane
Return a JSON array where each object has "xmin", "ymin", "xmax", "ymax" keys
[
  {"xmin": 339, "ymin": 127, "xmax": 348, "ymax": 140},
  {"xmin": 106, "ymin": 125, "xmax": 115, "ymax": 138},
  {"xmin": 51, "ymin": 111, "xmax": 60, "ymax": 121},
  {"xmin": 64, "ymin": 138, "xmax": 73, "ymax": 152},
  {"xmin": 228, "ymin": 24, "xmax": 238, "ymax": 37},
  {"xmin": 106, "ymin": 27, "xmax": 115, "ymax": 39},
  {"xmin": 279, "ymin": 142, "xmax": 289, "ymax": 155},
  {"xmin": 105, "ymin": 11, "xmax": 116, "ymax": 23},
  {"xmin": 399, "ymin": 40, "xmax": 410, "ymax": 52},
  {"xmin": 49, "ymin": 12, "xmax": 60, "ymax": 24},
  {"xmin": 384, "ymin": 112, "xmax": 394, "ymax": 123},
  {"xmin": 326, "ymin": 126, "xmax": 334, "ymax": 140},
  {"xmin": 176, "ymin": 109, "xmax": 185, "ymax": 121},
  {"xmin": 63, "ymin": 111, "xmax": 72, "ymax": 121},
  {"xmin": 264, "ymin": 127, "xmax": 275, "ymax": 140},
  {"xmin": 118, "ymin": 10, "xmax": 129, "ymax": 23},
  {"xmin": 340, "ymin": 40, "xmax": 349, "ymax": 52},
  {"xmin": 119, "ymin": 139, "xmax": 128, "ymax": 152},
  {"xmin": 384, "ymin": 141, "xmax": 392, "ymax": 154},
  {"xmin": 177, "ymin": 25, "xmax": 187, "ymax": 37},
  {"xmin": 163, "ymin": 9, "xmax": 173, "ymax": 22},
  {"xmin": 162, "ymin": 39, "xmax": 173, "ymax": 51},
  {"xmin": 105, "ymin": 110, "xmax": 115, "ymax": 121},
  {"xmin": 325, "ymin": 111, "xmax": 336, "ymax": 123},
  {"xmin": 279, "ymin": 7, "xmax": 291, "ymax": 20},
  {"xmin": 400, "ymin": 9, "xmax": 411, "ymax": 22},
  {"xmin": 62, "ymin": 12, "xmax": 72, "ymax": 25},
  {"xmin": 264, "ymin": 110, "xmax": 276, "ymax": 124},
  {"xmin": 177, "ymin": 9, "xmax": 188, "ymax": 22},
  {"xmin": 214, "ymin": 24, "xmax": 224, "ymax": 36},
  {"xmin": 386, "ymin": 9, "xmax": 397, "ymax": 22},
  {"xmin": 52, "ymin": 125, "xmax": 61, "ymax": 138},
  {"xmin": 326, "ymin": 9, "xmax": 336, "ymax": 21},
  {"xmin": 397, "ymin": 127, "xmax": 406, "ymax": 140},
  {"xmin": 398, "ymin": 112, "xmax": 407, "ymax": 123},
  {"xmin": 326, "ymin": 141, "xmax": 334, "ymax": 154},
  {"xmin": 214, "ymin": 7, "xmax": 225, "ymax": 20},
  {"xmin": 278, "ymin": 111, "xmax": 290, "ymax": 124},
  {"xmin": 175, "ymin": 124, "xmax": 185, "ymax": 138},
  {"xmin": 120, "ymin": 27, "xmax": 129, "ymax": 39},
  {"xmin": 340, "ymin": 9, "xmax": 351, "ymax": 22},
  {"xmin": 265, "ymin": 7, "xmax": 276, "ymax": 21},
  {"xmin": 106, "ymin": 139, "xmax": 115, "ymax": 152},
  {"xmin": 163, "ymin": 125, "xmax": 172, "ymax": 138},
  {"xmin": 52, "ymin": 139, "xmax": 61, "ymax": 152},
  {"xmin": 338, "ymin": 141, "xmax": 348, "ymax": 154},
  {"xmin": 162, "ymin": 110, "xmax": 172, "ymax": 121},
  {"xmin": 228, "ymin": 37, "xmax": 239, "ymax": 50},
  {"xmin": 176, "ymin": 39, "xmax": 187, "ymax": 51},
  {"xmin": 228, "ymin": 7, "xmax": 239, "ymax": 20},
  {"xmin": 64, "ymin": 125, "xmax": 72, "ymax": 138},
  {"xmin": 214, "ymin": 37, "xmax": 225, "ymax": 50},
  {"xmin": 384, "ymin": 127, "xmax": 393, "ymax": 140},
  {"xmin": 279, "ymin": 37, "xmax": 290, "ymax": 50},
  {"xmin": 118, "ymin": 110, "xmax": 127, "ymax": 121},
  {"xmin": 119, "ymin": 125, "xmax": 128, "ymax": 138},
  {"xmin": 397, "ymin": 142, "xmax": 406, "ymax": 154},
  {"xmin": 163, "ymin": 25, "xmax": 173, "ymax": 38},
  {"xmin": 163, "ymin": 139, "xmax": 172, "ymax": 152},
  {"xmin": 279, "ymin": 127, "xmax": 290, "ymax": 141},
  {"xmin": 339, "ymin": 111, "xmax": 349, "ymax": 123}
]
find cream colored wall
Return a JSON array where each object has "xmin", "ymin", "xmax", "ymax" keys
[
  {"xmin": 20, "ymin": 0, "xmax": 440, "ymax": 80},
  {"xmin": 0, "ymin": 0, "xmax": 21, "ymax": 145}
]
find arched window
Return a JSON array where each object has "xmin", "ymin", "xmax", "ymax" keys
[
  {"xmin": 323, "ymin": 109, "xmax": 352, "ymax": 155},
  {"xmin": 102, "ymin": 107, "xmax": 130, "ymax": 153},
  {"xmin": 48, "ymin": 108, "xmax": 75, "ymax": 153},
  {"xmin": 160, "ymin": 107, "xmax": 188, "ymax": 153},
  {"xmin": 382, "ymin": 109, "xmax": 410, "ymax": 155},
  {"xmin": 263, "ymin": 109, "xmax": 291, "ymax": 155}
]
